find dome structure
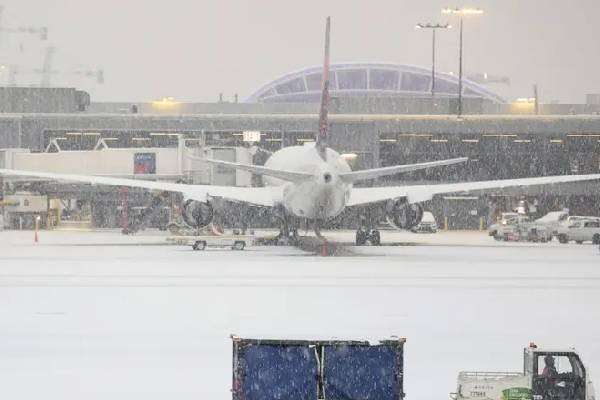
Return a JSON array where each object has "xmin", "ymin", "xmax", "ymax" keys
[{"xmin": 246, "ymin": 62, "xmax": 505, "ymax": 104}]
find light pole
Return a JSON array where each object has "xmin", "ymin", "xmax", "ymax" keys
[
  {"xmin": 416, "ymin": 23, "xmax": 451, "ymax": 100},
  {"xmin": 441, "ymin": 7, "xmax": 483, "ymax": 116}
]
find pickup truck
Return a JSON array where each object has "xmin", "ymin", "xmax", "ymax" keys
[{"xmin": 452, "ymin": 343, "xmax": 596, "ymax": 400}]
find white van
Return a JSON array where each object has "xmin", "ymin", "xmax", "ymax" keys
[{"xmin": 557, "ymin": 219, "xmax": 600, "ymax": 244}]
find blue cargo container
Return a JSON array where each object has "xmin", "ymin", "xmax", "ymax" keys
[{"xmin": 231, "ymin": 336, "xmax": 405, "ymax": 400}]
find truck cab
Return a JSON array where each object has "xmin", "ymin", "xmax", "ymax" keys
[
  {"xmin": 527, "ymin": 348, "xmax": 593, "ymax": 400},
  {"xmin": 453, "ymin": 344, "xmax": 595, "ymax": 400}
]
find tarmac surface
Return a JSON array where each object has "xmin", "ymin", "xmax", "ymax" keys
[{"xmin": 1, "ymin": 229, "xmax": 599, "ymax": 400}]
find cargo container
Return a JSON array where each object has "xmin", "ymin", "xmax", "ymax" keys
[{"xmin": 231, "ymin": 336, "xmax": 405, "ymax": 400}]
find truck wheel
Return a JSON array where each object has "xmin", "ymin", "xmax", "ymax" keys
[
  {"xmin": 593, "ymin": 234, "xmax": 600, "ymax": 245},
  {"xmin": 355, "ymin": 230, "xmax": 367, "ymax": 246},
  {"xmin": 232, "ymin": 241, "xmax": 245, "ymax": 251},
  {"xmin": 576, "ymin": 240, "xmax": 584, "ymax": 245},
  {"xmin": 193, "ymin": 240, "xmax": 206, "ymax": 251},
  {"xmin": 558, "ymin": 234, "xmax": 568, "ymax": 244},
  {"xmin": 369, "ymin": 230, "xmax": 381, "ymax": 246}
]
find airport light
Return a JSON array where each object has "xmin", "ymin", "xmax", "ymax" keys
[
  {"xmin": 441, "ymin": 7, "xmax": 484, "ymax": 116},
  {"xmin": 340, "ymin": 153, "xmax": 358, "ymax": 161},
  {"xmin": 511, "ymin": 98, "xmax": 536, "ymax": 114},
  {"xmin": 415, "ymin": 23, "xmax": 451, "ymax": 99},
  {"xmin": 151, "ymin": 96, "xmax": 180, "ymax": 110}
]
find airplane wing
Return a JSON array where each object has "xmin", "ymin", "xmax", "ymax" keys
[
  {"xmin": 0, "ymin": 169, "xmax": 281, "ymax": 207},
  {"xmin": 347, "ymin": 174, "xmax": 600, "ymax": 206},
  {"xmin": 339, "ymin": 157, "xmax": 468, "ymax": 183},
  {"xmin": 198, "ymin": 158, "xmax": 313, "ymax": 182}
]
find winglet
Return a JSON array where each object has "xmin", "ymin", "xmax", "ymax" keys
[{"xmin": 316, "ymin": 16, "xmax": 331, "ymax": 161}]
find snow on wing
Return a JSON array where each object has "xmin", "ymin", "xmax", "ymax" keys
[
  {"xmin": 347, "ymin": 174, "xmax": 600, "ymax": 206},
  {"xmin": 0, "ymin": 168, "xmax": 279, "ymax": 207}
]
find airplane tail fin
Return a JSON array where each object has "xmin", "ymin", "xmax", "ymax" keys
[{"xmin": 316, "ymin": 16, "xmax": 331, "ymax": 161}]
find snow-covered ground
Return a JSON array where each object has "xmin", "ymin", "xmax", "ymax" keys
[{"xmin": 1, "ymin": 229, "xmax": 599, "ymax": 400}]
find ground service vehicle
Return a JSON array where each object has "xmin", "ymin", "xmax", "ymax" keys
[
  {"xmin": 452, "ymin": 343, "xmax": 596, "ymax": 400},
  {"xmin": 557, "ymin": 220, "xmax": 600, "ymax": 244},
  {"xmin": 489, "ymin": 213, "xmax": 530, "ymax": 238},
  {"xmin": 411, "ymin": 211, "xmax": 438, "ymax": 233},
  {"xmin": 532, "ymin": 210, "xmax": 569, "ymax": 236},
  {"xmin": 231, "ymin": 336, "xmax": 405, "ymax": 400},
  {"xmin": 166, "ymin": 235, "xmax": 252, "ymax": 250}
]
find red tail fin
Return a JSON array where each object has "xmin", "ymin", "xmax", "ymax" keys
[{"xmin": 316, "ymin": 16, "xmax": 330, "ymax": 160}]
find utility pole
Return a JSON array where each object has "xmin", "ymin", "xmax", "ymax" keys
[
  {"xmin": 442, "ymin": 7, "xmax": 483, "ymax": 116},
  {"xmin": 533, "ymin": 84, "xmax": 539, "ymax": 115},
  {"xmin": 416, "ymin": 23, "xmax": 451, "ymax": 99}
]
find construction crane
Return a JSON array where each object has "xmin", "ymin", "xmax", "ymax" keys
[
  {"xmin": 0, "ymin": 6, "xmax": 48, "ymax": 42},
  {"xmin": 0, "ymin": 5, "xmax": 48, "ymax": 86},
  {"xmin": 6, "ymin": 46, "xmax": 104, "ymax": 87}
]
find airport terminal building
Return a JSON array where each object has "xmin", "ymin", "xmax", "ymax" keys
[{"xmin": 1, "ymin": 67, "xmax": 600, "ymax": 231}]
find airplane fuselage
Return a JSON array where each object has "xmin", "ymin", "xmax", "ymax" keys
[{"xmin": 263, "ymin": 143, "xmax": 352, "ymax": 220}]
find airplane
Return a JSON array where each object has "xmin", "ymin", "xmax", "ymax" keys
[{"xmin": 1, "ymin": 16, "xmax": 600, "ymax": 245}]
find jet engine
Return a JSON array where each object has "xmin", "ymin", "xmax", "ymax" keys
[
  {"xmin": 181, "ymin": 199, "xmax": 214, "ymax": 228},
  {"xmin": 385, "ymin": 198, "xmax": 423, "ymax": 230}
]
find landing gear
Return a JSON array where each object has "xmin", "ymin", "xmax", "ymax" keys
[
  {"xmin": 274, "ymin": 208, "xmax": 299, "ymax": 245},
  {"xmin": 355, "ymin": 227, "xmax": 381, "ymax": 246},
  {"xmin": 313, "ymin": 219, "xmax": 324, "ymax": 239}
]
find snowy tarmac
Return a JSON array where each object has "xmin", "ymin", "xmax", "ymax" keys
[{"xmin": 1, "ymin": 229, "xmax": 599, "ymax": 400}]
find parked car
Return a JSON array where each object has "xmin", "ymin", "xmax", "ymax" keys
[{"xmin": 557, "ymin": 219, "xmax": 600, "ymax": 244}]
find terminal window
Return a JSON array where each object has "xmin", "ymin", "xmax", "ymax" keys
[
  {"xmin": 275, "ymin": 78, "xmax": 306, "ymax": 94},
  {"xmin": 370, "ymin": 69, "xmax": 399, "ymax": 90},
  {"xmin": 400, "ymin": 72, "xmax": 431, "ymax": 92},
  {"xmin": 337, "ymin": 69, "xmax": 367, "ymax": 90},
  {"xmin": 306, "ymin": 72, "xmax": 337, "ymax": 91},
  {"xmin": 433, "ymin": 79, "xmax": 459, "ymax": 94}
]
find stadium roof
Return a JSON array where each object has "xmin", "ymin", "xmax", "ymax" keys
[{"xmin": 246, "ymin": 62, "xmax": 505, "ymax": 104}]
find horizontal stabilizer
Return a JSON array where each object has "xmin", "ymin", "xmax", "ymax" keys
[
  {"xmin": 339, "ymin": 157, "xmax": 468, "ymax": 183},
  {"xmin": 198, "ymin": 158, "xmax": 313, "ymax": 182}
]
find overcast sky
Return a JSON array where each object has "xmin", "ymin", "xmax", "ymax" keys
[{"xmin": 1, "ymin": 0, "xmax": 599, "ymax": 103}]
